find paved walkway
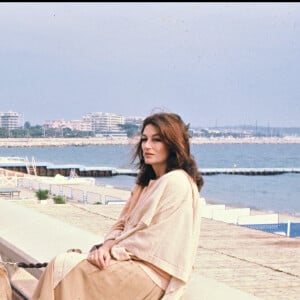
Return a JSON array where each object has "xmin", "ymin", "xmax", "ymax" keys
[{"xmin": 2, "ymin": 186, "xmax": 300, "ymax": 299}]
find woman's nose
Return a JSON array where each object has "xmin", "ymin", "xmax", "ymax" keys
[{"xmin": 143, "ymin": 140, "xmax": 152, "ymax": 148}]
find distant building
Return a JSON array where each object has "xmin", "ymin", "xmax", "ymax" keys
[
  {"xmin": 44, "ymin": 119, "xmax": 92, "ymax": 131},
  {"xmin": 125, "ymin": 116, "xmax": 144, "ymax": 127},
  {"xmin": 0, "ymin": 111, "xmax": 20, "ymax": 129},
  {"xmin": 43, "ymin": 112, "xmax": 145, "ymax": 136},
  {"xmin": 83, "ymin": 112, "xmax": 125, "ymax": 134}
]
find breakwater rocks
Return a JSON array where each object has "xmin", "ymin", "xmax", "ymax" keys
[
  {"xmin": 0, "ymin": 136, "xmax": 300, "ymax": 147},
  {"xmin": 0, "ymin": 137, "xmax": 137, "ymax": 147}
]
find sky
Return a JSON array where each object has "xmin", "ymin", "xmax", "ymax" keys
[{"xmin": 0, "ymin": 2, "xmax": 300, "ymax": 128}]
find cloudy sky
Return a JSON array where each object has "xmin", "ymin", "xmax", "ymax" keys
[{"xmin": 0, "ymin": 2, "xmax": 299, "ymax": 127}]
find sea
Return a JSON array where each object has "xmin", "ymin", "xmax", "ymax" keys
[{"xmin": 1, "ymin": 143, "xmax": 300, "ymax": 216}]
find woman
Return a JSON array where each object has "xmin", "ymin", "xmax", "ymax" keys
[{"xmin": 32, "ymin": 112, "xmax": 204, "ymax": 300}]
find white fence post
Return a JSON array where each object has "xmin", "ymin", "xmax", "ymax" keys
[{"xmin": 287, "ymin": 220, "xmax": 291, "ymax": 237}]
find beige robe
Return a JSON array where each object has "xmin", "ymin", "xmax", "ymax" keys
[{"xmin": 105, "ymin": 170, "xmax": 202, "ymax": 299}]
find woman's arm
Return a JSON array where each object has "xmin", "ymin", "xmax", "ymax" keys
[{"xmin": 87, "ymin": 185, "xmax": 143, "ymax": 268}]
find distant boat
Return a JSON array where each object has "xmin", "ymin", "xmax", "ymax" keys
[
  {"xmin": 35, "ymin": 173, "xmax": 96, "ymax": 185},
  {"xmin": 0, "ymin": 156, "xmax": 26, "ymax": 163},
  {"xmin": 0, "ymin": 156, "xmax": 37, "ymax": 176}
]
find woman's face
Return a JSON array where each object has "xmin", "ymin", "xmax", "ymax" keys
[{"xmin": 141, "ymin": 124, "xmax": 169, "ymax": 176}]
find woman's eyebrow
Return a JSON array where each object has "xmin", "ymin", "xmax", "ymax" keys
[{"xmin": 142, "ymin": 133, "xmax": 160, "ymax": 138}]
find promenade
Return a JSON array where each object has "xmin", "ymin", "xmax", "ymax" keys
[
  {"xmin": 6, "ymin": 186, "xmax": 300, "ymax": 300},
  {"xmin": 0, "ymin": 136, "xmax": 300, "ymax": 147}
]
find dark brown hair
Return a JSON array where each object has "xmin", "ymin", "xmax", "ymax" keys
[{"xmin": 132, "ymin": 112, "xmax": 204, "ymax": 191}]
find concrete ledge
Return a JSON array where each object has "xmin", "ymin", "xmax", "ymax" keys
[
  {"xmin": 0, "ymin": 199, "xmax": 262, "ymax": 299},
  {"xmin": 238, "ymin": 213, "xmax": 279, "ymax": 225},
  {"xmin": 0, "ymin": 199, "xmax": 102, "ymax": 263},
  {"xmin": 213, "ymin": 207, "xmax": 251, "ymax": 224},
  {"xmin": 1, "ymin": 243, "xmax": 38, "ymax": 300},
  {"xmin": 10, "ymin": 268, "xmax": 38, "ymax": 300},
  {"xmin": 0, "ymin": 198, "xmax": 103, "ymax": 299},
  {"xmin": 201, "ymin": 204, "xmax": 226, "ymax": 219},
  {"xmin": 0, "ymin": 237, "xmax": 43, "ymax": 280}
]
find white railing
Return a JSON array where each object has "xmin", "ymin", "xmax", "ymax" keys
[{"xmin": 16, "ymin": 177, "xmax": 127, "ymax": 205}]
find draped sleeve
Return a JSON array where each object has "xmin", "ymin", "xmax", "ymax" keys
[{"xmin": 104, "ymin": 184, "xmax": 144, "ymax": 241}]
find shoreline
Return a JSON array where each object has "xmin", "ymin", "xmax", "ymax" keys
[
  {"xmin": 0, "ymin": 136, "xmax": 300, "ymax": 147},
  {"xmin": 12, "ymin": 183, "xmax": 300, "ymax": 224},
  {"xmin": 10, "ymin": 175, "xmax": 300, "ymax": 223}
]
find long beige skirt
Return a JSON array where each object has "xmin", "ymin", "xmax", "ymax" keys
[{"xmin": 32, "ymin": 252, "xmax": 164, "ymax": 300}]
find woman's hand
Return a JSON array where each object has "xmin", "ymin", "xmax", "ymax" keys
[{"xmin": 87, "ymin": 240, "xmax": 115, "ymax": 270}]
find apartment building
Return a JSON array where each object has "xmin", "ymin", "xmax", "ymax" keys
[
  {"xmin": 44, "ymin": 119, "xmax": 92, "ymax": 131},
  {"xmin": 125, "ymin": 116, "xmax": 144, "ymax": 127},
  {"xmin": 0, "ymin": 111, "xmax": 20, "ymax": 129},
  {"xmin": 43, "ymin": 113, "xmax": 143, "ymax": 136},
  {"xmin": 83, "ymin": 112, "xmax": 125, "ymax": 134}
]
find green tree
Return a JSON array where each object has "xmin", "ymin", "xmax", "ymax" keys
[
  {"xmin": 53, "ymin": 195, "xmax": 66, "ymax": 204},
  {"xmin": 35, "ymin": 189, "xmax": 49, "ymax": 200},
  {"xmin": 24, "ymin": 121, "xmax": 31, "ymax": 129},
  {"xmin": 119, "ymin": 124, "xmax": 139, "ymax": 137}
]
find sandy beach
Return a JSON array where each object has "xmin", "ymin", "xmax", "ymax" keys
[{"xmin": 0, "ymin": 136, "xmax": 300, "ymax": 147}]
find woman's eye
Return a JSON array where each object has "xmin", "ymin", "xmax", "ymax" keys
[
  {"xmin": 153, "ymin": 137, "xmax": 161, "ymax": 142},
  {"xmin": 141, "ymin": 136, "xmax": 161, "ymax": 143}
]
